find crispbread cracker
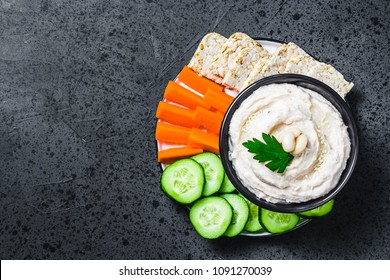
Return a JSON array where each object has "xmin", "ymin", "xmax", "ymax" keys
[
  {"xmin": 222, "ymin": 45, "xmax": 269, "ymax": 91},
  {"xmin": 261, "ymin": 42, "xmax": 307, "ymax": 77},
  {"xmin": 240, "ymin": 60, "xmax": 266, "ymax": 91},
  {"xmin": 307, "ymin": 63, "xmax": 354, "ymax": 98},
  {"xmin": 189, "ymin": 32, "xmax": 354, "ymax": 97},
  {"xmin": 188, "ymin": 32, "xmax": 227, "ymax": 83},
  {"xmin": 209, "ymin": 32, "xmax": 261, "ymax": 80},
  {"xmin": 285, "ymin": 54, "xmax": 319, "ymax": 74}
]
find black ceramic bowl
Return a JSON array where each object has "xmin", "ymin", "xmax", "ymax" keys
[{"xmin": 219, "ymin": 74, "xmax": 359, "ymax": 213}]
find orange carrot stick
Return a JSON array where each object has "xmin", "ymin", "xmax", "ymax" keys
[
  {"xmin": 193, "ymin": 107, "xmax": 224, "ymax": 135},
  {"xmin": 155, "ymin": 122, "xmax": 191, "ymax": 145},
  {"xmin": 188, "ymin": 128, "xmax": 219, "ymax": 154},
  {"xmin": 164, "ymin": 81, "xmax": 211, "ymax": 110},
  {"xmin": 157, "ymin": 147, "xmax": 203, "ymax": 163},
  {"xmin": 215, "ymin": 111, "xmax": 225, "ymax": 119},
  {"xmin": 204, "ymin": 87, "xmax": 234, "ymax": 113},
  {"xmin": 156, "ymin": 101, "xmax": 200, "ymax": 128},
  {"xmin": 177, "ymin": 66, "xmax": 223, "ymax": 94}
]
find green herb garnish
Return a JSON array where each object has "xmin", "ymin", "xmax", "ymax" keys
[{"xmin": 242, "ymin": 133, "xmax": 294, "ymax": 173}]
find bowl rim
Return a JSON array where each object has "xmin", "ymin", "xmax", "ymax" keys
[{"xmin": 219, "ymin": 74, "xmax": 359, "ymax": 213}]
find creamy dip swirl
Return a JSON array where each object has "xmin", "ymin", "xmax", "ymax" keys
[{"xmin": 229, "ymin": 83, "xmax": 351, "ymax": 203}]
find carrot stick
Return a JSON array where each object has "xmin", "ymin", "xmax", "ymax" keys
[
  {"xmin": 158, "ymin": 147, "xmax": 203, "ymax": 163},
  {"xmin": 193, "ymin": 107, "xmax": 224, "ymax": 135},
  {"xmin": 204, "ymin": 87, "xmax": 235, "ymax": 113},
  {"xmin": 177, "ymin": 66, "xmax": 223, "ymax": 94},
  {"xmin": 188, "ymin": 128, "xmax": 219, "ymax": 154},
  {"xmin": 156, "ymin": 101, "xmax": 200, "ymax": 128},
  {"xmin": 210, "ymin": 108, "xmax": 226, "ymax": 118},
  {"xmin": 155, "ymin": 122, "xmax": 191, "ymax": 145},
  {"xmin": 215, "ymin": 111, "xmax": 225, "ymax": 119},
  {"xmin": 164, "ymin": 81, "xmax": 211, "ymax": 110}
]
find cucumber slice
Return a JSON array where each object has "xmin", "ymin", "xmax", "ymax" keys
[
  {"xmin": 243, "ymin": 197, "xmax": 263, "ymax": 232},
  {"xmin": 220, "ymin": 194, "xmax": 249, "ymax": 237},
  {"xmin": 259, "ymin": 209, "xmax": 299, "ymax": 234},
  {"xmin": 189, "ymin": 196, "xmax": 233, "ymax": 239},
  {"xmin": 191, "ymin": 152, "xmax": 224, "ymax": 196},
  {"xmin": 219, "ymin": 174, "xmax": 236, "ymax": 193},
  {"xmin": 298, "ymin": 199, "xmax": 334, "ymax": 218},
  {"xmin": 160, "ymin": 159, "xmax": 204, "ymax": 204}
]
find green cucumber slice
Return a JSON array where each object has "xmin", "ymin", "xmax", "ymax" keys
[
  {"xmin": 191, "ymin": 152, "xmax": 224, "ymax": 196},
  {"xmin": 219, "ymin": 174, "xmax": 236, "ymax": 193},
  {"xmin": 220, "ymin": 194, "xmax": 249, "ymax": 237},
  {"xmin": 259, "ymin": 209, "xmax": 299, "ymax": 234},
  {"xmin": 160, "ymin": 159, "xmax": 204, "ymax": 204},
  {"xmin": 298, "ymin": 199, "xmax": 334, "ymax": 218},
  {"xmin": 244, "ymin": 198, "xmax": 263, "ymax": 232},
  {"xmin": 189, "ymin": 196, "xmax": 233, "ymax": 239}
]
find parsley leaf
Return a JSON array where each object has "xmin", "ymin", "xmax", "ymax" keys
[{"xmin": 242, "ymin": 133, "xmax": 294, "ymax": 173}]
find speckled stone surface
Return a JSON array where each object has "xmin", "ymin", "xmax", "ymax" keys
[{"xmin": 0, "ymin": 0, "xmax": 389, "ymax": 260}]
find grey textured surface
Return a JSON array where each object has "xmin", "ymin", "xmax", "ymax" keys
[{"xmin": 0, "ymin": 0, "xmax": 389, "ymax": 259}]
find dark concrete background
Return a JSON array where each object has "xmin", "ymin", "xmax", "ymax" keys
[{"xmin": 0, "ymin": 0, "xmax": 389, "ymax": 259}]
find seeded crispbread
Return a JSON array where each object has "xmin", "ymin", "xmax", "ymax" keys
[
  {"xmin": 240, "ymin": 60, "xmax": 267, "ymax": 91},
  {"xmin": 222, "ymin": 46, "xmax": 268, "ymax": 90},
  {"xmin": 306, "ymin": 62, "xmax": 354, "ymax": 98},
  {"xmin": 188, "ymin": 32, "xmax": 227, "ymax": 83},
  {"xmin": 261, "ymin": 42, "xmax": 307, "ymax": 77},
  {"xmin": 208, "ymin": 32, "xmax": 261, "ymax": 81},
  {"xmin": 285, "ymin": 54, "xmax": 319, "ymax": 74},
  {"xmin": 241, "ymin": 42, "xmax": 303, "ymax": 89},
  {"xmin": 222, "ymin": 45, "xmax": 269, "ymax": 91},
  {"xmin": 188, "ymin": 32, "xmax": 354, "ymax": 97}
]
